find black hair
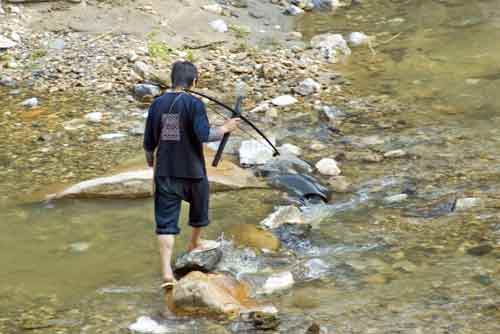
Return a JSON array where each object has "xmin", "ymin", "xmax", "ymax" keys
[{"xmin": 171, "ymin": 61, "xmax": 198, "ymax": 89}]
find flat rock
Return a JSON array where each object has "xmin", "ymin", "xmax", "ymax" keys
[
  {"xmin": 134, "ymin": 84, "xmax": 160, "ymax": 101},
  {"xmin": 47, "ymin": 151, "xmax": 264, "ymax": 200},
  {"xmin": 174, "ymin": 243, "xmax": 223, "ymax": 278},
  {"xmin": 99, "ymin": 133, "xmax": 127, "ymax": 140},
  {"xmin": 202, "ymin": 4, "xmax": 223, "ymax": 15},
  {"xmin": 384, "ymin": 193, "xmax": 408, "ymax": 204},
  {"xmin": 260, "ymin": 206, "xmax": 304, "ymax": 229},
  {"xmin": 84, "ymin": 112, "xmax": 103, "ymax": 123},
  {"xmin": 384, "ymin": 149, "xmax": 407, "ymax": 158},
  {"xmin": 20, "ymin": 97, "xmax": 39, "ymax": 108}
]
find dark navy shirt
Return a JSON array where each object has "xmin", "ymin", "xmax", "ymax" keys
[{"xmin": 143, "ymin": 92, "xmax": 210, "ymax": 179}]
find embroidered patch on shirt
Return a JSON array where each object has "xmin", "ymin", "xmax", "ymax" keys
[{"xmin": 161, "ymin": 113, "xmax": 180, "ymax": 141}]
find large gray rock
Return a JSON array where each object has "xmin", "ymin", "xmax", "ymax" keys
[
  {"xmin": 285, "ymin": 5, "xmax": 304, "ymax": 16},
  {"xmin": 0, "ymin": 76, "xmax": 17, "ymax": 88},
  {"xmin": 257, "ymin": 154, "xmax": 313, "ymax": 176},
  {"xmin": 174, "ymin": 247, "xmax": 223, "ymax": 278},
  {"xmin": 315, "ymin": 158, "xmax": 341, "ymax": 176},
  {"xmin": 239, "ymin": 139, "xmax": 276, "ymax": 166},
  {"xmin": 133, "ymin": 84, "xmax": 160, "ymax": 101}
]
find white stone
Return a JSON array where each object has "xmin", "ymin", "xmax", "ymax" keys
[
  {"xmin": 278, "ymin": 143, "xmax": 302, "ymax": 156},
  {"xmin": 239, "ymin": 139, "xmax": 275, "ymax": 165},
  {"xmin": 249, "ymin": 102, "xmax": 271, "ymax": 113},
  {"xmin": 384, "ymin": 149, "xmax": 407, "ymax": 158},
  {"xmin": 69, "ymin": 242, "xmax": 91, "ymax": 252},
  {"xmin": 271, "ymin": 95, "xmax": 298, "ymax": 107},
  {"xmin": 384, "ymin": 194, "xmax": 408, "ymax": 204},
  {"xmin": 295, "ymin": 78, "xmax": 321, "ymax": 96},
  {"xmin": 285, "ymin": 5, "xmax": 304, "ymax": 16},
  {"xmin": 0, "ymin": 35, "xmax": 16, "ymax": 49},
  {"xmin": 202, "ymin": 4, "xmax": 223, "ymax": 15},
  {"xmin": 310, "ymin": 142, "xmax": 327, "ymax": 151},
  {"xmin": 210, "ymin": 19, "xmax": 228, "ymax": 33},
  {"xmin": 9, "ymin": 6, "xmax": 21, "ymax": 15},
  {"xmin": 99, "ymin": 133, "xmax": 127, "ymax": 140},
  {"xmin": 84, "ymin": 112, "xmax": 103, "ymax": 123},
  {"xmin": 128, "ymin": 316, "xmax": 168, "ymax": 334},
  {"xmin": 261, "ymin": 271, "xmax": 294, "ymax": 294},
  {"xmin": 455, "ymin": 197, "xmax": 483, "ymax": 211},
  {"xmin": 348, "ymin": 32, "xmax": 370, "ymax": 46},
  {"xmin": 315, "ymin": 158, "xmax": 341, "ymax": 176},
  {"xmin": 20, "ymin": 97, "xmax": 38, "ymax": 108},
  {"xmin": 260, "ymin": 206, "xmax": 304, "ymax": 229},
  {"xmin": 310, "ymin": 33, "xmax": 351, "ymax": 61}
]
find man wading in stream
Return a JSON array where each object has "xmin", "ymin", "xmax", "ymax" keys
[{"xmin": 143, "ymin": 61, "xmax": 240, "ymax": 290}]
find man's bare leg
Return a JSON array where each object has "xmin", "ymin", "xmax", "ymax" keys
[
  {"xmin": 187, "ymin": 227, "xmax": 202, "ymax": 252},
  {"xmin": 158, "ymin": 235, "xmax": 175, "ymax": 283}
]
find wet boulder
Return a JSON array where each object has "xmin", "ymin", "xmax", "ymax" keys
[
  {"xmin": 260, "ymin": 206, "xmax": 305, "ymax": 229},
  {"xmin": 172, "ymin": 271, "xmax": 258, "ymax": 316},
  {"xmin": 312, "ymin": 0, "xmax": 340, "ymax": 11},
  {"xmin": 239, "ymin": 139, "xmax": 276, "ymax": 166},
  {"xmin": 257, "ymin": 154, "xmax": 313, "ymax": 176},
  {"xmin": 174, "ymin": 247, "xmax": 223, "ymax": 278},
  {"xmin": 272, "ymin": 223, "xmax": 315, "ymax": 254},
  {"xmin": 268, "ymin": 174, "xmax": 329, "ymax": 203}
]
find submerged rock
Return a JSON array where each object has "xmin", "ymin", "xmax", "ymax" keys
[
  {"xmin": 384, "ymin": 193, "xmax": 408, "ymax": 204},
  {"xmin": 292, "ymin": 258, "xmax": 332, "ymax": 282},
  {"xmin": 405, "ymin": 195, "xmax": 456, "ymax": 218},
  {"xmin": 260, "ymin": 206, "xmax": 305, "ymax": 229},
  {"xmin": 202, "ymin": 4, "xmax": 223, "ymax": 15},
  {"xmin": 172, "ymin": 271, "xmax": 254, "ymax": 316},
  {"xmin": 174, "ymin": 246, "xmax": 223, "ymax": 278},
  {"xmin": 328, "ymin": 176, "xmax": 351, "ymax": 193},
  {"xmin": 466, "ymin": 244, "xmax": 493, "ymax": 257},
  {"xmin": 84, "ymin": 112, "xmax": 103, "ymax": 123},
  {"xmin": 285, "ymin": 5, "xmax": 305, "ymax": 16}
]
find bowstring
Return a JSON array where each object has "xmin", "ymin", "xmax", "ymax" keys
[{"xmin": 207, "ymin": 106, "xmax": 275, "ymax": 153}]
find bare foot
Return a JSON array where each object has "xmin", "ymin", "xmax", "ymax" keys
[{"xmin": 187, "ymin": 242, "xmax": 199, "ymax": 253}]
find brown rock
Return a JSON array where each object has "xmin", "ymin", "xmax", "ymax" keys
[{"xmin": 172, "ymin": 271, "xmax": 257, "ymax": 316}]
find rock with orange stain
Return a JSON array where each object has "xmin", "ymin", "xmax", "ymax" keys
[{"xmin": 172, "ymin": 271, "xmax": 257, "ymax": 316}]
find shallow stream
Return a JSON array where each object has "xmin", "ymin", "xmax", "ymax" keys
[{"xmin": 1, "ymin": 0, "xmax": 499, "ymax": 333}]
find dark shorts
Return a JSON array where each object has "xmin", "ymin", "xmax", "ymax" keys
[{"xmin": 154, "ymin": 176, "xmax": 210, "ymax": 235}]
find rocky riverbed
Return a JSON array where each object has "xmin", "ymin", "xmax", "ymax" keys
[{"xmin": 1, "ymin": 0, "xmax": 500, "ymax": 334}]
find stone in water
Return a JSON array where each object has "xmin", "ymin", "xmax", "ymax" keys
[
  {"xmin": 315, "ymin": 158, "xmax": 341, "ymax": 176},
  {"xmin": 210, "ymin": 19, "xmax": 228, "ymax": 33}
]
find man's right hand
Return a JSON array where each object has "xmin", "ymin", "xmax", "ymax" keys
[{"xmin": 221, "ymin": 118, "xmax": 241, "ymax": 134}]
